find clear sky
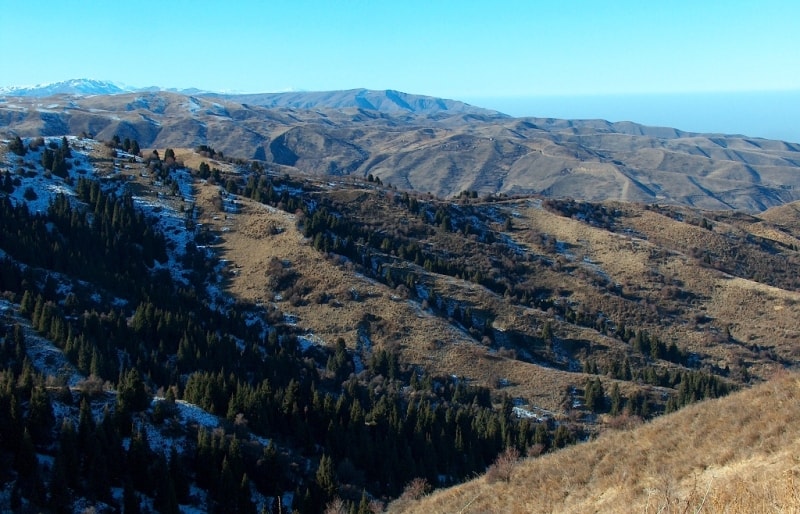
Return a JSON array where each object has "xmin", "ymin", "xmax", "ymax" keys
[{"xmin": 2, "ymin": 1, "xmax": 799, "ymax": 139}]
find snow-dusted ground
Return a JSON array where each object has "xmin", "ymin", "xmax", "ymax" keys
[
  {"xmin": 132, "ymin": 169, "xmax": 196, "ymax": 286},
  {"xmin": 297, "ymin": 332, "xmax": 327, "ymax": 352},
  {"xmin": 554, "ymin": 240, "xmax": 575, "ymax": 261},
  {"xmin": 2, "ymin": 136, "xmax": 98, "ymax": 213},
  {"xmin": 513, "ymin": 405, "xmax": 551, "ymax": 422},
  {"xmin": 582, "ymin": 255, "xmax": 613, "ymax": 284},
  {"xmin": 1, "ymin": 136, "xmax": 289, "ymax": 512},
  {"xmin": 0, "ymin": 299, "xmax": 85, "ymax": 387}
]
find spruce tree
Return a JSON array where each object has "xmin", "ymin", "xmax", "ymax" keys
[
  {"xmin": 316, "ymin": 453, "xmax": 337, "ymax": 499},
  {"xmin": 8, "ymin": 135, "xmax": 26, "ymax": 156},
  {"xmin": 26, "ymin": 385, "xmax": 54, "ymax": 444}
]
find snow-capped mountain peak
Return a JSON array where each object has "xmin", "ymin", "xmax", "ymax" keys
[{"xmin": 0, "ymin": 78, "xmax": 131, "ymax": 97}]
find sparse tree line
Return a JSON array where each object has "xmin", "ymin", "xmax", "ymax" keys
[
  {"xmin": 6, "ymin": 136, "xmax": 73, "ymax": 179},
  {"xmin": 105, "ymin": 134, "xmax": 141, "ymax": 157},
  {"xmin": 644, "ymin": 203, "xmax": 800, "ymax": 290}
]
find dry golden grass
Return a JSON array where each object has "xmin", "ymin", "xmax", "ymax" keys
[
  {"xmin": 185, "ymin": 162, "xmax": 800, "ymax": 413},
  {"xmin": 759, "ymin": 201, "xmax": 800, "ymax": 230},
  {"xmin": 191, "ymin": 178, "xmax": 638, "ymax": 413},
  {"xmin": 389, "ymin": 372, "xmax": 800, "ymax": 514},
  {"xmin": 508, "ymin": 200, "xmax": 800, "ymax": 380},
  {"xmin": 172, "ymin": 148, "xmax": 234, "ymax": 173}
]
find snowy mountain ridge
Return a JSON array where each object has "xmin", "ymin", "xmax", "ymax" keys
[
  {"xmin": 0, "ymin": 79, "xmax": 132, "ymax": 97},
  {"xmin": 0, "ymin": 79, "xmax": 221, "ymax": 98}
]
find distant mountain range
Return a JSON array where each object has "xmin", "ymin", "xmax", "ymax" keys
[
  {"xmin": 3, "ymin": 81, "xmax": 800, "ymax": 212},
  {"xmin": 0, "ymin": 78, "xmax": 130, "ymax": 97},
  {"xmin": 0, "ymin": 79, "xmax": 492, "ymax": 115}
]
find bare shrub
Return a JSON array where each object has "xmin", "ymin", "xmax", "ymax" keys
[
  {"xmin": 400, "ymin": 477, "xmax": 431, "ymax": 501},
  {"xmin": 526, "ymin": 443, "xmax": 546, "ymax": 458},
  {"xmin": 394, "ymin": 283, "xmax": 410, "ymax": 299},
  {"xmin": 485, "ymin": 446, "xmax": 520, "ymax": 483},
  {"xmin": 605, "ymin": 412, "xmax": 644, "ymax": 430},
  {"xmin": 368, "ymin": 499, "xmax": 385, "ymax": 513},
  {"xmin": 75, "ymin": 375, "xmax": 110, "ymax": 397},
  {"xmin": 323, "ymin": 497, "xmax": 347, "ymax": 514},
  {"xmin": 497, "ymin": 346, "xmax": 517, "ymax": 359},
  {"xmin": 311, "ymin": 290, "xmax": 330, "ymax": 304}
]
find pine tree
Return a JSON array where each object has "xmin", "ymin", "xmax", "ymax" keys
[
  {"xmin": 153, "ymin": 453, "xmax": 179, "ymax": 514},
  {"xmin": 8, "ymin": 135, "xmax": 26, "ymax": 156},
  {"xmin": 49, "ymin": 445, "xmax": 73, "ymax": 513},
  {"xmin": 60, "ymin": 136, "xmax": 71, "ymax": 158},
  {"xmin": 118, "ymin": 368, "xmax": 150, "ymax": 413},
  {"xmin": 26, "ymin": 385, "xmax": 54, "ymax": 444},
  {"xmin": 123, "ymin": 479, "xmax": 141, "ymax": 514},
  {"xmin": 316, "ymin": 454, "xmax": 337, "ymax": 499},
  {"xmin": 169, "ymin": 446, "xmax": 190, "ymax": 503},
  {"xmin": 609, "ymin": 383, "xmax": 622, "ymax": 416},
  {"xmin": 238, "ymin": 473, "xmax": 256, "ymax": 514}
]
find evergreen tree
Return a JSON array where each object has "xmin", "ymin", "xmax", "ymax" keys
[
  {"xmin": 316, "ymin": 454, "xmax": 337, "ymax": 499},
  {"xmin": 123, "ymin": 479, "xmax": 141, "ymax": 514},
  {"xmin": 8, "ymin": 135, "xmax": 26, "ymax": 156},
  {"xmin": 153, "ymin": 453, "xmax": 179, "ymax": 514},
  {"xmin": 48, "ymin": 445, "xmax": 73, "ymax": 514},
  {"xmin": 118, "ymin": 368, "xmax": 150, "ymax": 413},
  {"xmin": 169, "ymin": 446, "xmax": 190, "ymax": 503},
  {"xmin": 26, "ymin": 385, "xmax": 54, "ymax": 444},
  {"xmin": 609, "ymin": 383, "xmax": 622, "ymax": 416},
  {"xmin": 583, "ymin": 378, "xmax": 605, "ymax": 413}
]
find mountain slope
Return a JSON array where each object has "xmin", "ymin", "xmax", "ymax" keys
[
  {"xmin": 3, "ymin": 90, "xmax": 800, "ymax": 211},
  {"xmin": 3, "ymin": 134, "xmax": 800, "ymax": 511},
  {"xmin": 389, "ymin": 371, "xmax": 800, "ymax": 513}
]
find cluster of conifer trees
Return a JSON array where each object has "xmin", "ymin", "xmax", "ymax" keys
[{"xmin": 0, "ymin": 163, "xmax": 575, "ymax": 510}]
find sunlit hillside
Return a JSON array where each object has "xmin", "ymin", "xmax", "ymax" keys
[{"xmin": 389, "ymin": 371, "xmax": 800, "ymax": 513}]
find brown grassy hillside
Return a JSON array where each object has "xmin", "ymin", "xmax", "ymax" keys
[
  {"xmin": 166, "ymin": 146, "xmax": 800, "ymax": 430},
  {"xmin": 388, "ymin": 371, "xmax": 800, "ymax": 514},
  {"xmin": 6, "ymin": 137, "xmax": 800, "ymax": 509}
]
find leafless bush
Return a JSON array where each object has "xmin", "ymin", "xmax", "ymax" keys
[
  {"xmin": 394, "ymin": 283, "xmax": 410, "ymax": 299},
  {"xmin": 400, "ymin": 477, "xmax": 431, "ymax": 501},
  {"xmin": 485, "ymin": 446, "xmax": 520, "ymax": 483},
  {"xmin": 605, "ymin": 412, "xmax": 644, "ymax": 430},
  {"xmin": 497, "ymin": 347, "xmax": 517, "ymax": 359},
  {"xmin": 526, "ymin": 443, "xmax": 546, "ymax": 458},
  {"xmin": 367, "ymin": 499, "xmax": 385, "ymax": 513},
  {"xmin": 323, "ymin": 497, "xmax": 347, "ymax": 514},
  {"xmin": 75, "ymin": 375, "xmax": 110, "ymax": 397},
  {"xmin": 310, "ymin": 290, "xmax": 330, "ymax": 304}
]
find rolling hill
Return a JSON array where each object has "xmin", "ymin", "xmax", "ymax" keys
[{"xmin": 2, "ymin": 88, "xmax": 800, "ymax": 211}]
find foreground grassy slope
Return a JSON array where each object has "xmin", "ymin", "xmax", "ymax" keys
[{"xmin": 390, "ymin": 371, "xmax": 800, "ymax": 514}]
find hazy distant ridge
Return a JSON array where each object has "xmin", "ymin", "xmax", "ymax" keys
[
  {"xmin": 0, "ymin": 80, "xmax": 494, "ymax": 116},
  {"xmin": 207, "ymin": 88, "xmax": 502, "ymax": 115}
]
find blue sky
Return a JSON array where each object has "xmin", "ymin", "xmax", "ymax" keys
[{"xmin": 2, "ymin": 1, "xmax": 799, "ymax": 139}]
